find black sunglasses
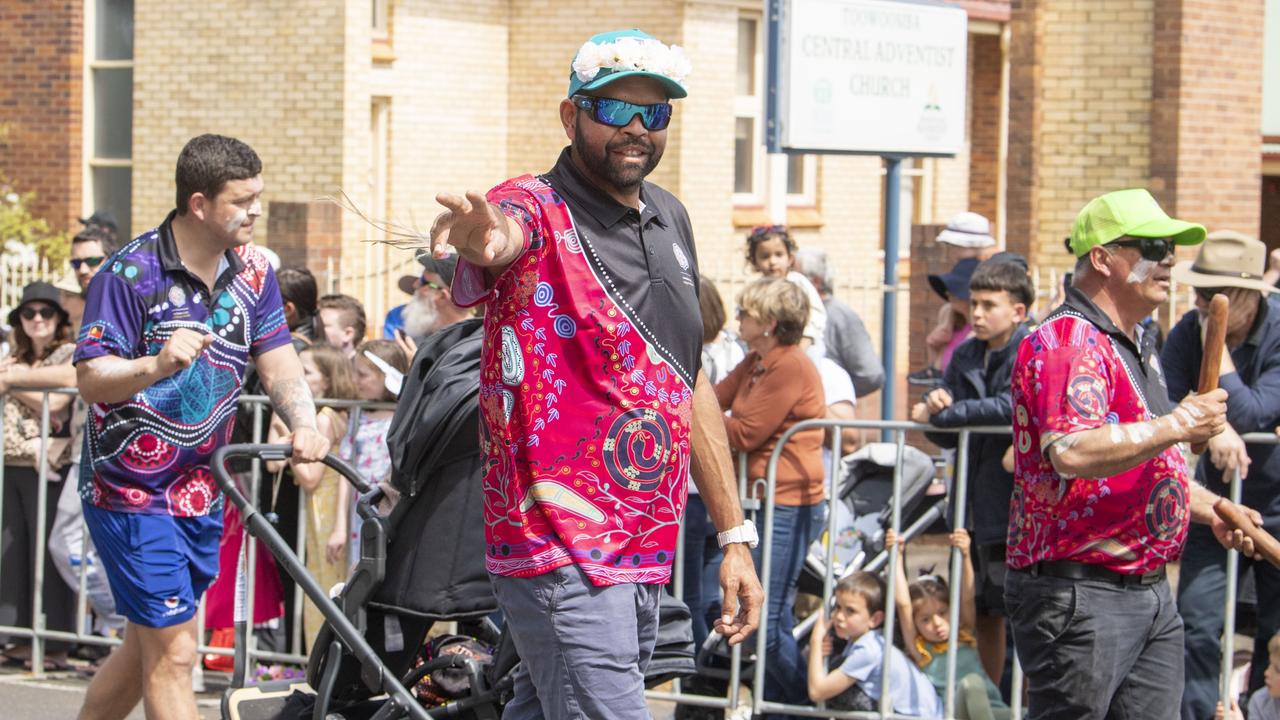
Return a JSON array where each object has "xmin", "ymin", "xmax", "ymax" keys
[
  {"xmin": 20, "ymin": 306, "xmax": 58, "ymax": 321},
  {"xmin": 1104, "ymin": 237, "xmax": 1174, "ymax": 263},
  {"xmin": 70, "ymin": 256, "xmax": 106, "ymax": 270},
  {"xmin": 572, "ymin": 95, "xmax": 673, "ymax": 131}
]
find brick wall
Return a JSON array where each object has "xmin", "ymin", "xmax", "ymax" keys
[
  {"xmin": 968, "ymin": 33, "xmax": 1002, "ymax": 230},
  {"xmin": 1005, "ymin": 0, "xmax": 1041, "ymax": 260},
  {"xmin": 1007, "ymin": 0, "xmax": 1264, "ymax": 277},
  {"xmin": 1038, "ymin": 0, "xmax": 1155, "ymax": 274},
  {"xmin": 266, "ymin": 200, "xmax": 342, "ymax": 274},
  {"xmin": 1150, "ymin": 0, "xmax": 1264, "ymax": 235},
  {"xmin": 0, "ymin": 0, "xmax": 83, "ymax": 233},
  {"xmin": 131, "ymin": 0, "xmax": 347, "ymax": 240}
]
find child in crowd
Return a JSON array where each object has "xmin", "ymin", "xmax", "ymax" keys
[
  {"xmin": 268, "ymin": 343, "xmax": 355, "ymax": 651},
  {"xmin": 911, "ymin": 255, "xmax": 1032, "ymax": 683},
  {"xmin": 745, "ymin": 225, "xmax": 827, "ymax": 354},
  {"xmin": 1225, "ymin": 631, "xmax": 1280, "ymax": 720},
  {"xmin": 808, "ymin": 571, "xmax": 944, "ymax": 717},
  {"xmin": 910, "ymin": 257, "xmax": 978, "ymax": 386},
  {"xmin": 341, "ymin": 339, "xmax": 406, "ymax": 570},
  {"xmin": 317, "ymin": 293, "xmax": 367, "ymax": 359},
  {"xmin": 889, "ymin": 529, "xmax": 1009, "ymax": 720}
]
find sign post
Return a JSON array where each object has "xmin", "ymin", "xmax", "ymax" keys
[{"xmin": 766, "ymin": 0, "xmax": 968, "ymax": 433}]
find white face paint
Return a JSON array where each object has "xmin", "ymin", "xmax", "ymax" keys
[
  {"xmin": 1124, "ymin": 422, "xmax": 1156, "ymax": 444},
  {"xmin": 224, "ymin": 207, "xmax": 248, "ymax": 235},
  {"xmin": 1126, "ymin": 259, "xmax": 1159, "ymax": 284}
]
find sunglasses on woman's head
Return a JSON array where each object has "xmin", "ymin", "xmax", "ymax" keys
[
  {"xmin": 1103, "ymin": 236, "xmax": 1174, "ymax": 263},
  {"xmin": 20, "ymin": 306, "xmax": 57, "ymax": 321},
  {"xmin": 572, "ymin": 95, "xmax": 673, "ymax": 131},
  {"xmin": 70, "ymin": 256, "xmax": 105, "ymax": 270}
]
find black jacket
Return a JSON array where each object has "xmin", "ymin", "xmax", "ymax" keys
[
  {"xmin": 375, "ymin": 317, "xmax": 494, "ymax": 619},
  {"xmin": 925, "ymin": 322, "xmax": 1030, "ymax": 546},
  {"xmin": 1162, "ymin": 295, "xmax": 1280, "ymax": 517}
]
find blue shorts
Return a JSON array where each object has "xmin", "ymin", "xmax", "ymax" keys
[{"xmin": 83, "ymin": 503, "xmax": 221, "ymax": 628}]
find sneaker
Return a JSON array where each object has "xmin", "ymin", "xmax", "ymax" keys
[{"xmin": 907, "ymin": 366, "xmax": 943, "ymax": 386}]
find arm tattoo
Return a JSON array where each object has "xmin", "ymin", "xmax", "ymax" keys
[{"xmin": 267, "ymin": 376, "xmax": 318, "ymax": 431}]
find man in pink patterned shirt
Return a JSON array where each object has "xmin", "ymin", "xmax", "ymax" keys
[
  {"xmin": 1007, "ymin": 188, "xmax": 1262, "ymax": 719},
  {"xmin": 426, "ymin": 29, "xmax": 763, "ymax": 719}
]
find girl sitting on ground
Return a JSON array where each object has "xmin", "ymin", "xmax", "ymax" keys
[{"xmin": 887, "ymin": 528, "xmax": 1010, "ymax": 720}]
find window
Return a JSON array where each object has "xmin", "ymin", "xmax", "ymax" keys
[
  {"xmin": 84, "ymin": 0, "xmax": 134, "ymax": 235},
  {"xmin": 372, "ymin": 0, "xmax": 389, "ymax": 39},
  {"xmin": 733, "ymin": 14, "xmax": 815, "ymax": 207},
  {"xmin": 368, "ymin": 98, "xmax": 392, "ymax": 332},
  {"xmin": 733, "ymin": 17, "xmax": 763, "ymax": 202}
]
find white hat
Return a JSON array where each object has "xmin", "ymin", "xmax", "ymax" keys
[{"xmin": 936, "ymin": 212, "xmax": 996, "ymax": 248}]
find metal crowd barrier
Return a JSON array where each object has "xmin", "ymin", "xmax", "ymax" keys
[
  {"xmin": 0, "ymin": 388, "xmax": 1272, "ymax": 718},
  {"xmin": 0, "ymin": 387, "xmax": 393, "ymax": 685},
  {"xmin": 652, "ymin": 423, "xmax": 1275, "ymax": 719},
  {"xmin": 1220, "ymin": 432, "xmax": 1277, "ymax": 711}
]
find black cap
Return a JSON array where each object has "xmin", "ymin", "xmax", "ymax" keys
[
  {"xmin": 415, "ymin": 251, "xmax": 458, "ymax": 287},
  {"xmin": 981, "ymin": 251, "xmax": 1029, "ymax": 272}
]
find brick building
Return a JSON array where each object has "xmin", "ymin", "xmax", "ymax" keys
[{"xmin": 0, "ymin": 0, "xmax": 1273, "ymax": 417}]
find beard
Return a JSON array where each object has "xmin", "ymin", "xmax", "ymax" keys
[
  {"xmin": 573, "ymin": 119, "xmax": 662, "ymax": 192},
  {"xmin": 401, "ymin": 295, "xmax": 439, "ymax": 339}
]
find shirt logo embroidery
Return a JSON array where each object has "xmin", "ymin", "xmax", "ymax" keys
[{"xmin": 672, "ymin": 242, "xmax": 690, "ymax": 271}]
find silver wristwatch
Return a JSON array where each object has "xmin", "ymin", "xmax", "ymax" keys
[{"xmin": 717, "ymin": 520, "xmax": 759, "ymax": 549}]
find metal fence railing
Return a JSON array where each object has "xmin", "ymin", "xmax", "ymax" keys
[
  {"xmin": 1, "ymin": 387, "xmax": 1269, "ymax": 718},
  {"xmin": 0, "ymin": 388, "xmax": 395, "ymax": 687}
]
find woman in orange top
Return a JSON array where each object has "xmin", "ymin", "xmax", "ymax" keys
[{"xmin": 715, "ymin": 276, "xmax": 826, "ymax": 711}]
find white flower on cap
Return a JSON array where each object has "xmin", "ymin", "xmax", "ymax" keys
[
  {"xmin": 572, "ymin": 37, "xmax": 692, "ymax": 85},
  {"xmin": 572, "ymin": 41, "xmax": 609, "ymax": 81}
]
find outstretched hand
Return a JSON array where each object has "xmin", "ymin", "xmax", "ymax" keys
[{"xmin": 431, "ymin": 191, "xmax": 518, "ymax": 268}]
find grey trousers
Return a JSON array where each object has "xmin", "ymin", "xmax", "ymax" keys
[
  {"xmin": 1006, "ymin": 569, "xmax": 1184, "ymax": 720},
  {"xmin": 491, "ymin": 563, "xmax": 661, "ymax": 720}
]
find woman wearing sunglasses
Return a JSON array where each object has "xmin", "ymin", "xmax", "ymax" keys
[{"xmin": 1, "ymin": 281, "xmax": 78, "ymax": 671}]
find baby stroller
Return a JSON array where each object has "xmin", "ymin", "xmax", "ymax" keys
[
  {"xmin": 216, "ymin": 318, "xmax": 696, "ymax": 719},
  {"xmin": 798, "ymin": 441, "xmax": 944, "ymax": 597}
]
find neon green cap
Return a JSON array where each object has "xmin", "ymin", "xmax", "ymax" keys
[{"xmin": 1069, "ymin": 188, "xmax": 1205, "ymax": 258}]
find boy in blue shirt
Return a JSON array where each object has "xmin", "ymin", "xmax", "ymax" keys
[{"xmin": 808, "ymin": 571, "xmax": 944, "ymax": 717}]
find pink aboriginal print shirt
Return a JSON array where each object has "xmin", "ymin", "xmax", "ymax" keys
[
  {"xmin": 452, "ymin": 152, "xmax": 703, "ymax": 587},
  {"xmin": 1008, "ymin": 288, "xmax": 1190, "ymax": 575}
]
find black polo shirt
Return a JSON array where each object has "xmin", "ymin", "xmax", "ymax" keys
[
  {"xmin": 1049, "ymin": 286, "xmax": 1175, "ymax": 417},
  {"xmin": 541, "ymin": 148, "xmax": 704, "ymax": 386}
]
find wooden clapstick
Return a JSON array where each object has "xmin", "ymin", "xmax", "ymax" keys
[
  {"xmin": 1213, "ymin": 498, "xmax": 1280, "ymax": 568},
  {"xmin": 1190, "ymin": 293, "xmax": 1229, "ymax": 455}
]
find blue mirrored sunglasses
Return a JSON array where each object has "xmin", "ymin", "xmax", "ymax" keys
[{"xmin": 572, "ymin": 95, "xmax": 673, "ymax": 131}]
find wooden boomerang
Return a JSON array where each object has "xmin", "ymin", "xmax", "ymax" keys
[
  {"xmin": 1190, "ymin": 293, "xmax": 1229, "ymax": 455},
  {"xmin": 1213, "ymin": 498, "xmax": 1280, "ymax": 568}
]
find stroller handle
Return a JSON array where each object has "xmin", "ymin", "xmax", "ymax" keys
[{"xmin": 211, "ymin": 443, "xmax": 374, "ymax": 506}]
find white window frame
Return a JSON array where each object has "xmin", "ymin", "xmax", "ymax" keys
[
  {"xmin": 733, "ymin": 12, "xmax": 817, "ymax": 208},
  {"xmin": 83, "ymin": 0, "xmax": 133, "ymax": 233}
]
